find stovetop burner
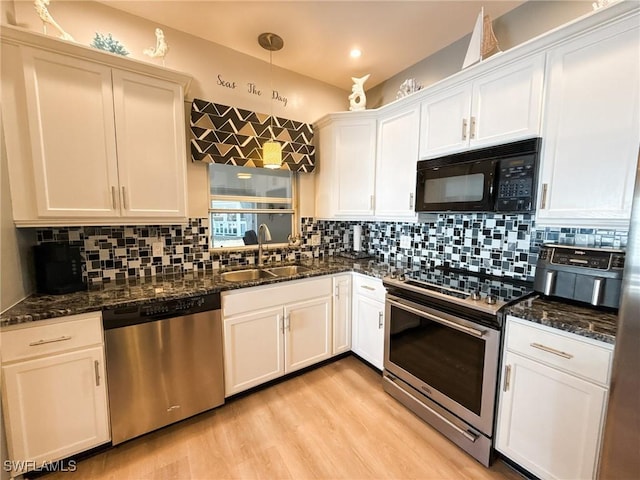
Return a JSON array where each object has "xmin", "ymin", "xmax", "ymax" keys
[{"xmin": 383, "ymin": 267, "xmax": 534, "ymax": 316}]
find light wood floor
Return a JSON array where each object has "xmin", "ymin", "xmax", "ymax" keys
[{"xmin": 41, "ymin": 356, "xmax": 524, "ymax": 480}]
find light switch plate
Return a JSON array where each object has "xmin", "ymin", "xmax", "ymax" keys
[
  {"xmin": 311, "ymin": 234, "xmax": 321, "ymax": 246},
  {"xmin": 152, "ymin": 241, "xmax": 163, "ymax": 257},
  {"xmin": 400, "ymin": 235, "xmax": 411, "ymax": 249}
]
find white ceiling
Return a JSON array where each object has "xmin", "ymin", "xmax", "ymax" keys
[{"xmin": 98, "ymin": 1, "xmax": 526, "ymax": 90}]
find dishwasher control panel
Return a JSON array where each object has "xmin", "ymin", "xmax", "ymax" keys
[{"xmin": 103, "ymin": 292, "xmax": 221, "ymax": 329}]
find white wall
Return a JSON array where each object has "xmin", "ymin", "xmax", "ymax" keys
[
  {"xmin": 367, "ymin": 0, "xmax": 592, "ymax": 107},
  {"xmin": 10, "ymin": 0, "xmax": 347, "ymax": 122}
]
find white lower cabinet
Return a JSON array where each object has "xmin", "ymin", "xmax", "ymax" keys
[
  {"xmin": 284, "ymin": 297, "xmax": 332, "ymax": 372},
  {"xmin": 0, "ymin": 313, "xmax": 110, "ymax": 476},
  {"xmin": 351, "ymin": 274, "xmax": 386, "ymax": 369},
  {"xmin": 496, "ymin": 316, "xmax": 613, "ymax": 480},
  {"xmin": 223, "ymin": 275, "xmax": 343, "ymax": 396},
  {"xmin": 223, "ymin": 306, "xmax": 285, "ymax": 394},
  {"xmin": 332, "ymin": 274, "xmax": 352, "ymax": 355}
]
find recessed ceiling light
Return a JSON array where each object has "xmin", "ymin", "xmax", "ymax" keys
[{"xmin": 350, "ymin": 48, "xmax": 362, "ymax": 58}]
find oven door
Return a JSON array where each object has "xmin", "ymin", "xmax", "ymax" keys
[
  {"xmin": 415, "ymin": 159, "xmax": 497, "ymax": 212},
  {"xmin": 384, "ymin": 294, "xmax": 500, "ymax": 436}
]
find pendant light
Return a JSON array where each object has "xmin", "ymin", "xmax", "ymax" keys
[{"xmin": 258, "ymin": 32, "xmax": 284, "ymax": 169}]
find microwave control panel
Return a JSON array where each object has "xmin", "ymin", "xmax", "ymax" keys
[{"xmin": 495, "ymin": 155, "xmax": 536, "ymax": 212}]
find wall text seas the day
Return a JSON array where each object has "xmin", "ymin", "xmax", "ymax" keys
[{"xmin": 217, "ymin": 74, "xmax": 288, "ymax": 107}]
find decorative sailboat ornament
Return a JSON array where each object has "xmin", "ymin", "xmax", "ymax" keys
[{"xmin": 462, "ymin": 7, "xmax": 501, "ymax": 69}]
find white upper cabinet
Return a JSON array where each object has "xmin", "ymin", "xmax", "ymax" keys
[
  {"xmin": 1, "ymin": 26, "xmax": 191, "ymax": 226},
  {"xmin": 419, "ymin": 54, "xmax": 545, "ymax": 159},
  {"xmin": 315, "ymin": 113, "xmax": 377, "ymax": 219},
  {"xmin": 419, "ymin": 83, "xmax": 473, "ymax": 157},
  {"xmin": 469, "ymin": 54, "xmax": 544, "ymax": 149},
  {"xmin": 536, "ymin": 13, "xmax": 640, "ymax": 229},
  {"xmin": 375, "ymin": 103, "xmax": 420, "ymax": 220},
  {"xmin": 112, "ymin": 70, "xmax": 187, "ymax": 218},
  {"xmin": 21, "ymin": 48, "xmax": 120, "ymax": 219}
]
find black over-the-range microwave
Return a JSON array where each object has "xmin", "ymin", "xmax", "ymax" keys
[{"xmin": 415, "ymin": 137, "xmax": 541, "ymax": 213}]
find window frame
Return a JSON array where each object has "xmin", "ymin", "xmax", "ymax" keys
[{"xmin": 207, "ymin": 167, "xmax": 299, "ymax": 251}]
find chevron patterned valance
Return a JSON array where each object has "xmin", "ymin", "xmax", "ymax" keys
[{"xmin": 190, "ymin": 99, "xmax": 315, "ymax": 173}]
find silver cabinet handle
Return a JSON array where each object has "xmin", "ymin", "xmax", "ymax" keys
[
  {"xmin": 285, "ymin": 314, "xmax": 290, "ymax": 331},
  {"xmin": 470, "ymin": 116, "xmax": 477, "ymax": 139},
  {"xmin": 530, "ymin": 342, "xmax": 574, "ymax": 359},
  {"xmin": 361, "ymin": 285, "xmax": 375, "ymax": 291},
  {"xmin": 111, "ymin": 186, "xmax": 118, "ymax": 209},
  {"xmin": 278, "ymin": 314, "xmax": 284, "ymax": 334},
  {"xmin": 378, "ymin": 311, "xmax": 383, "ymax": 329},
  {"xmin": 335, "ymin": 286, "xmax": 340, "ymax": 300},
  {"xmin": 462, "ymin": 118, "xmax": 468, "ymax": 140},
  {"xmin": 541, "ymin": 183, "xmax": 548, "ymax": 209},
  {"xmin": 121, "ymin": 186, "xmax": 129, "ymax": 210},
  {"xmin": 387, "ymin": 296, "xmax": 485, "ymax": 338},
  {"xmin": 94, "ymin": 360, "xmax": 101, "ymax": 386},
  {"xmin": 385, "ymin": 374, "xmax": 478, "ymax": 443},
  {"xmin": 29, "ymin": 335, "xmax": 72, "ymax": 346},
  {"xmin": 503, "ymin": 364, "xmax": 511, "ymax": 392},
  {"xmin": 543, "ymin": 270, "xmax": 556, "ymax": 296},
  {"xmin": 409, "ymin": 193, "xmax": 414, "ymax": 209},
  {"xmin": 592, "ymin": 278, "xmax": 604, "ymax": 306},
  {"xmin": 370, "ymin": 195, "xmax": 374, "ymax": 210}
]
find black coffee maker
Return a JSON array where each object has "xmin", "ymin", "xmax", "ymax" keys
[{"xmin": 34, "ymin": 243, "xmax": 85, "ymax": 294}]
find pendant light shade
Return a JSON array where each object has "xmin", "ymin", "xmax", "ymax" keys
[
  {"xmin": 262, "ymin": 140, "xmax": 282, "ymax": 169},
  {"xmin": 259, "ymin": 32, "xmax": 284, "ymax": 170}
]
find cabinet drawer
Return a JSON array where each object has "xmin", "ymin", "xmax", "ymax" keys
[
  {"xmin": 1, "ymin": 312, "xmax": 103, "ymax": 363},
  {"xmin": 505, "ymin": 316, "xmax": 613, "ymax": 385},
  {"xmin": 353, "ymin": 274, "xmax": 386, "ymax": 302}
]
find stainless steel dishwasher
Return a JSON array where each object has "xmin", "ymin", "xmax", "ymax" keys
[{"xmin": 102, "ymin": 292, "xmax": 224, "ymax": 445}]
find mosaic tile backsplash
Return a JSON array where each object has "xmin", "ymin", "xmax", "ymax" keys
[{"xmin": 35, "ymin": 216, "xmax": 629, "ymax": 284}]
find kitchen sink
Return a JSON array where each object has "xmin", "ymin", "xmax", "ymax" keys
[
  {"xmin": 265, "ymin": 265, "xmax": 312, "ymax": 277},
  {"xmin": 220, "ymin": 269, "xmax": 277, "ymax": 282}
]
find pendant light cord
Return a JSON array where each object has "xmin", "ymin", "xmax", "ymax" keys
[{"xmin": 270, "ymin": 48, "xmax": 274, "ymax": 141}]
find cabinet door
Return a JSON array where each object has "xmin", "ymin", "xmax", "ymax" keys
[
  {"xmin": 223, "ymin": 307, "xmax": 284, "ymax": 396},
  {"xmin": 496, "ymin": 351, "xmax": 608, "ymax": 480},
  {"xmin": 2, "ymin": 347, "xmax": 109, "ymax": 473},
  {"xmin": 537, "ymin": 19, "xmax": 640, "ymax": 228},
  {"xmin": 21, "ymin": 48, "xmax": 119, "ymax": 218},
  {"xmin": 419, "ymin": 83, "xmax": 472, "ymax": 158},
  {"xmin": 335, "ymin": 119, "xmax": 377, "ymax": 217},
  {"xmin": 112, "ymin": 70, "xmax": 187, "ymax": 219},
  {"xmin": 315, "ymin": 122, "xmax": 338, "ymax": 219},
  {"xmin": 352, "ymin": 295, "xmax": 385, "ymax": 370},
  {"xmin": 375, "ymin": 104, "xmax": 420, "ymax": 219},
  {"xmin": 332, "ymin": 274, "xmax": 352, "ymax": 355},
  {"xmin": 469, "ymin": 54, "xmax": 544, "ymax": 148},
  {"xmin": 284, "ymin": 296, "xmax": 332, "ymax": 373}
]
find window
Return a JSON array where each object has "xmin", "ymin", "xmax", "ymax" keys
[{"xmin": 209, "ymin": 164, "xmax": 295, "ymax": 248}]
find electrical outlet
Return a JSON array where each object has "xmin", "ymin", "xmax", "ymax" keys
[
  {"xmin": 311, "ymin": 234, "xmax": 321, "ymax": 246},
  {"xmin": 400, "ymin": 235, "xmax": 411, "ymax": 249},
  {"xmin": 152, "ymin": 241, "xmax": 163, "ymax": 257}
]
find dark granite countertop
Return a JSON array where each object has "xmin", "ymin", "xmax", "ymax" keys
[
  {"xmin": 1, "ymin": 257, "xmax": 395, "ymax": 328},
  {"xmin": 504, "ymin": 295, "xmax": 617, "ymax": 344}
]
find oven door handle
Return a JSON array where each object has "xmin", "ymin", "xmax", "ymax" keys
[{"xmin": 387, "ymin": 296, "xmax": 486, "ymax": 338}]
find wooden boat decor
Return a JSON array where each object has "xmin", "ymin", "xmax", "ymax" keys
[{"xmin": 462, "ymin": 7, "xmax": 501, "ymax": 69}]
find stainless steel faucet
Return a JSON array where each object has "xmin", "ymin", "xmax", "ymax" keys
[{"xmin": 257, "ymin": 223, "xmax": 272, "ymax": 267}]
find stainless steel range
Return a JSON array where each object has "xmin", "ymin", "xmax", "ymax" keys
[{"xmin": 382, "ymin": 268, "xmax": 533, "ymax": 466}]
